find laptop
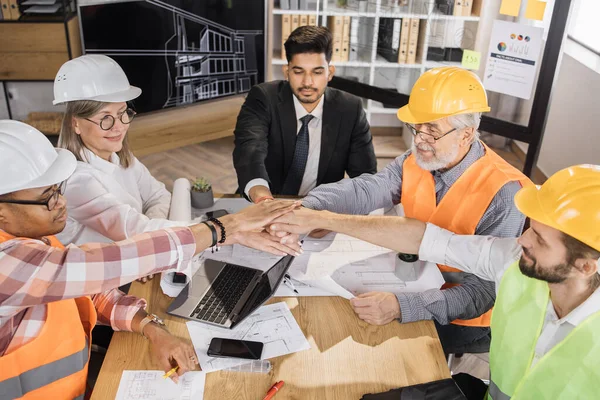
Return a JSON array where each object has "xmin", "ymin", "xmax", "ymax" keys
[{"xmin": 167, "ymin": 255, "xmax": 295, "ymax": 329}]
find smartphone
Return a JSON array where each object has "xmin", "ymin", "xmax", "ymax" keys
[
  {"xmin": 172, "ymin": 272, "xmax": 187, "ymax": 284},
  {"xmin": 205, "ymin": 209, "xmax": 228, "ymax": 219},
  {"xmin": 207, "ymin": 338, "xmax": 263, "ymax": 360}
]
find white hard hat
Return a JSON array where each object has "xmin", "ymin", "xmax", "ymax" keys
[
  {"xmin": 0, "ymin": 120, "xmax": 77, "ymax": 196},
  {"xmin": 53, "ymin": 54, "xmax": 142, "ymax": 105}
]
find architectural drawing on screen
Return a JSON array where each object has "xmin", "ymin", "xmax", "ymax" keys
[{"xmin": 83, "ymin": 0, "xmax": 262, "ymax": 108}]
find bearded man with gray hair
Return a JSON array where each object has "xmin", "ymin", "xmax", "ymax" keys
[{"xmin": 300, "ymin": 67, "xmax": 532, "ymax": 355}]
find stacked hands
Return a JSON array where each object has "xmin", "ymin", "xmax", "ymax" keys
[
  {"xmin": 216, "ymin": 199, "xmax": 305, "ymax": 256},
  {"xmin": 137, "ymin": 200, "xmax": 306, "ymax": 283},
  {"xmin": 156, "ymin": 200, "xmax": 399, "ymax": 382},
  {"xmin": 265, "ymin": 203, "xmax": 402, "ymax": 326}
]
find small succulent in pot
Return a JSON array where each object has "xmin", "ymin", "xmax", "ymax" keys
[{"xmin": 190, "ymin": 177, "xmax": 214, "ymax": 209}]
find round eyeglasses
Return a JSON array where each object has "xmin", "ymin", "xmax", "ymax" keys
[
  {"xmin": 0, "ymin": 181, "xmax": 66, "ymax": 211},
  {"xmin": 404, "ymin": 123, "xmax": 457, "ymax": 143},
  {"xmin": 84, "ymin": 108, "xmax": 137, "ymax": 131}
]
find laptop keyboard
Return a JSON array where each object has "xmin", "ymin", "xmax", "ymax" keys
[{"xmin": 189, "ymin": 264, "xmax": 257, "ymax": 325}]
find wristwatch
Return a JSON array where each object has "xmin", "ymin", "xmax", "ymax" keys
[{"xmin": 139, "ymin": 313, "xmax": 166, "ymax": 339}]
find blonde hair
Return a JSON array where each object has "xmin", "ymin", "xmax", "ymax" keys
[{"xmin": 58, "ymin": 100, "xmax": 133, "ymax": 168}]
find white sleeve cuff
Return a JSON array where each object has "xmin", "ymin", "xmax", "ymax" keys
[
  {"xmin": 418, "ymin": 223, "xmax": 453, "ymax": 266},
  {"xmin": 244, "ymin": 179, "xmax": 270, "ymax": 200}
]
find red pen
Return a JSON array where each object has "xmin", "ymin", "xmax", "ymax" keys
[{"xmin": 262, "ymin": 381, "xmax": 284, "ymax": 400}]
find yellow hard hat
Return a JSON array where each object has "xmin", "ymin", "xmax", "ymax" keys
[
  {"xmin": 397, "ymin": 67, "xmax": 491, "ymax": 124},
  {"xmin": 514, "ymin": 164, "xmax": 600, "ymax": 252}
]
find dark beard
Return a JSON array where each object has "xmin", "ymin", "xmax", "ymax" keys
[
  {"xmin": 294, "ymin": 88, "xmax": 322, "ymax": 104},
  {"xmin": 518, "ymin": 253, "xmax": 571, "ymax": 284}
]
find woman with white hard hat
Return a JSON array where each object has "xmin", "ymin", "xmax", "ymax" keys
[{"xmin": 53, "ymin": 55, "xmax": 300, "ymax": 263}]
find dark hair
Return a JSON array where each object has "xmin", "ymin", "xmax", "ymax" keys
[
  {"xmin": 562, "ymin": 233, "xmax": 600, "ymax": 290},
  {"xmin": 284, "ymin": 25, "xmax": 333, "ymax": 63}
]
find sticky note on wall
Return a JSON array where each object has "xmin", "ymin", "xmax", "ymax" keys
[
  {"xmin": 525, "ymin": 0, "xmax": 546, "ymax": 21},
  {"xmin": 499, "ymin": 0, "xmax": 520, "ymax": 17},
  {"xmin": 462, "ymin": 50, "xmax": 481, "ymax": 71},
  {"xmin": 500, "ymin": 0, "xmax": 546, "ymax": 21}
]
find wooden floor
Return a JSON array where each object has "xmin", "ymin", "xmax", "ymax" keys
[
  {"xmin": 139, "ymin": 136, "xmax": 239, "ymax": 193},
  {"xmin": 139, "ymin": 133, "xmax": 544, "ymax": 193}
]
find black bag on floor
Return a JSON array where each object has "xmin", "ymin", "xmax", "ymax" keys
[{"xmin": 361, "ymin": 378, "xmax": 467, "ymax": 400}]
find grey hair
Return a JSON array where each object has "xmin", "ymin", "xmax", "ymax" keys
[{"xmin": 447, "ymin": 113, "xmax": 481, "ymax": 143}]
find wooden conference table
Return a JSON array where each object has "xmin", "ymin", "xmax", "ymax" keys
[{"xmin": 92, "ymin": 276, "xmax": 450, "ymax": 399}]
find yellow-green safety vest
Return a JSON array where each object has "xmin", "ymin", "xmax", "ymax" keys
[{"xmin": 488, "ymin": 261, "xmax": 600, "ymax": 399}]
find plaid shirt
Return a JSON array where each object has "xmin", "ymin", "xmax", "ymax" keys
[{"xmin": 0, "ymin": 227, "xmax": 196, "ymax": 356}]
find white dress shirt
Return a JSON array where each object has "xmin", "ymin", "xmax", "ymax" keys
[
  {"xmin": 244, "ymin": 94, "xmax": 325, "ymax": 198},
  {"xmin": 56, "ymin": 148, "xmax": 188, "ymax": 245},
  {"xmin": 419, "ymin": 223, "xmax": 600, "ymax": 367}
]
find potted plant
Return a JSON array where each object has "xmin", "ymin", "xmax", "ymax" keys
[{"xmin": 190, "ymin": 177, "xmax": 214, "ymax": 209}]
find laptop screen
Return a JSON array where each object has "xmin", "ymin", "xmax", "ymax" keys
[
  {"xmin": 264, "ymin": 255, "xmax": 292, "ymax": 292},
  {"xmin": 235, "ymin": 255, "xmax": 294, "ymax": 321}
]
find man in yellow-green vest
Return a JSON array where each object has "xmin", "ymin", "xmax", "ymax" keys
[{"xmin": 268, "ymin": 164, "xmax": 600, "ymax": 399}]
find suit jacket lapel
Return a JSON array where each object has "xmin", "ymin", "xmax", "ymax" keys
[
  {"xmin": 276, "ymin": 82, "xmax": 299, "ymax": 175},
  {"xmin": 318, "ymin": 88, "xmax": 341, "ymax": 184}
]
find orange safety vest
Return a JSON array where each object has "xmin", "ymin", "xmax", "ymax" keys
[
  {"xmin": 401, "ymin": 142, "xmax": 532, "ymax": 327},
  {"xmin": 0, "ymin": 230, "xmax": 96, "ymax": 399}
]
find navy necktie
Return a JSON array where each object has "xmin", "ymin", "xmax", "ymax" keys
[{"xmin": 282, "ymin": 114, "xmax": 314, "ymax": 195}]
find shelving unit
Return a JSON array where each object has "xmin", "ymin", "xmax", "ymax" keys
[
  {"xmin": 0, "ymin": 0, "xmax": 81, "ymax": 121},
  {"xmin": 267, "ymin": 0, "xmax": 485, "ymax": 125}
]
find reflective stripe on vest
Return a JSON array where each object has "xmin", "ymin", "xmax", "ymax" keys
[
  {"xmin": 401, "ymin": 142, "xmax": 532, "ymax": 327},
  {"xmin": 488, "ymin": 379, "xmax": 511, "ymax": 400},
  {"xmin": 489, "ymin": 261, "xmax": 600, "ymax": 399},
  {"xmin": 0, "ymin": 340, "xmax": 89, "ymax": 399},
  {"xmin": 0, "ymin": 231, "xmax": 96, "ymax": 400}
]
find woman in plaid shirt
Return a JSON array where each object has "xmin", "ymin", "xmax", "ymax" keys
[{"xmin": 0, "ymin": 120, "xmax": 301, "ymax": 398}]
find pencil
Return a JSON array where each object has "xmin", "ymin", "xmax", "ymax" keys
[{"xmin": 163, "ymin": 366, "xmax": 179, "ymax": 379}]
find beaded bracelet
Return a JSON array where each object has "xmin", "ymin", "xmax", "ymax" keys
[{"xmin": 208, "ymin": 217, "xmax": 226, "ymax": 244}]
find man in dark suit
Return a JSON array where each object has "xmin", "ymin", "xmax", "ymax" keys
[{"xmin": 233, "ymin": 26, "xmax": 377, "ymax": 203}]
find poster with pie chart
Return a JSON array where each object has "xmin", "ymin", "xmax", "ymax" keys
[{"xmin": 483, "ymin": 20, "xmax": 543, "ymax": 100}]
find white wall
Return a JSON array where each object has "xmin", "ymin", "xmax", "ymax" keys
[{"xmin": 516, "ymin": 49, "xmax": 600, "ymax": 177}]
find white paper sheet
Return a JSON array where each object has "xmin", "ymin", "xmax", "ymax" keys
[
  {"xmin": 303, "ymin": 275, "xmax": 356, "ymax": 299},
  {"xmin": 287, "ymin": 232, "xmax": 444, "ymax": 296},
  {"xmin": 22, "ymin": 0, "xmax": 57, "ymax": 5},
  {"xmin": 275, "ymin": 275, "xmax": 336, "ymax": 297},
  {"xmin": 186, "ymin": 302, "xmax": 310, "ymax": 372},
  {"xmin": 23, "ymin": 4, "xmax": 61, "ymax": 12},
  {"xmin": 333, "ymin": 261, "xmax": 445, "ymax": 295},
  {"xmin": 483, "ymin": 20, "xmax": 544, "ymax": 100},
  {"xmin": 115, "ymin": 371, "xmax": 206, "ymax": 400}
]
